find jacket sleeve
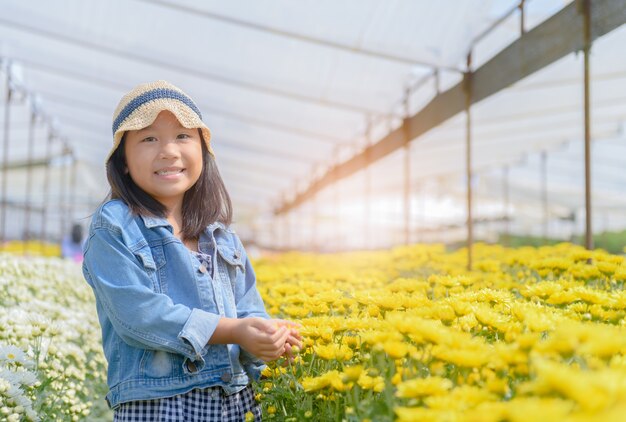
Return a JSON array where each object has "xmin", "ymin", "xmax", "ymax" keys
[
  {"xmin": 230, "ymin": 236, "xmax": 271, "ymax": 379},
  {"xmin": 82, "ymin": 224, "xmax": 220, "ymax": 365}
]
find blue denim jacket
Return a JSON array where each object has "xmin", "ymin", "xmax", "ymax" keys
[{"xmin": 82, "ymin": 199, "xmax": 269, "ymax": 409}]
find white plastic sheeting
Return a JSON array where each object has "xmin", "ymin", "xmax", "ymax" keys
[{"xmin": 2, "ymin": 0, "xmax": 624, "ymax": 250}]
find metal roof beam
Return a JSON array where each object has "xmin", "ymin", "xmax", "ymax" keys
[
  {"xmin": 133, "ymin": 0, "xmax": 461, "ymax": 73},
  {"xmin": 275, "ymin": 0, "xmax": 626, "ymax": 214},
  {"xmin": 0, "ymin": 17, "xmax": 385, "ymax": 116},
  {"xmin": 16, "ymin": 61, "xmax": 349, "ymax": 145}
]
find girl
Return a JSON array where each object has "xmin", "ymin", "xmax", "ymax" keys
[{"xmin": 82, "ymin": 80, "xmax": 301, "ymax": 421}]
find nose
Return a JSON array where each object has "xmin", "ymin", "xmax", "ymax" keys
[{"xmin": 158, "ymin": 139, "xmax": 180, "ymax": 159}]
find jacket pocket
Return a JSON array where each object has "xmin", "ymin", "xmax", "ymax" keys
[
  {"xmin": 133, "ymin": 246, "xmax": 160, "ymax": 292},
  {"xmin": 140, "ymin": 349, "xmax": 174, "ymax": 379},
  {"xmin": 216, "ymin": 244, "xmax": 245, "ymax": 294},
  {"xmin": 134, "ymin": 246, "xmax": 156, "ymax": 271},
  {"xmin": 216, "ymin": 244, "xmax": 244, "ymax": 271}
]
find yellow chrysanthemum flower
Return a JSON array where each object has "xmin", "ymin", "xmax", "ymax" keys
[{"xmin": 396, "ymin": 376, "xmax": 453, "ymax": 398}]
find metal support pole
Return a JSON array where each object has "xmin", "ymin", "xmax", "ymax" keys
[
  {"xmin": 275, "ymin": 218, "xmax": 280, "ymax": 251},
  {"xmin": 364, "ymin": 118, "xmax": 372, "ymax": 249},
  {"xmin": 1, "ymin": 73, "xmax": 12, "ymax": 243},
  {"xmin": 435, "ymin": 178, "xmax": 443, "ymax": 243},
  {"xmin": 334, "ymin": 186, "xmax": 340, "ymax": 252},
  {"xmin": 310, "ymin": 190, "xmax": 316, "ymax": 252},
  {"xmin": 517, "ymin": 0, "xmax": 526, "ymax": 36},
  {"xmin": 364, "ymin": 170, "xmax": 370, "ymax": 249},
  {"xmin": 417, "ymin": 183, "xmax": 424, "ymax": 244},
  {"xmin": 541, "ymin": 151, "xmax": 548, "ymax": 243},
  {"xmin": 602, "ymin": 211, "xmax": 609, "ymax": 246},
  {"xmin": 298, "ymin": 208, "xmax": 303, "ymax": 251},
  {"xmin": 286, "ymin": 212, "xmax": 292, "ymax": 251},
  {"xmin": 583, "ymin": 0, "xmax": 593, "ymax": 251},
  {"xmin": 333, "ymin": 148, "xmax": 340, "ymax": 251},
  {"xmin": 300, "ymin": 203, "xmax": 305, "ymax": 251},
  {"xmin": 69, "ymin": 150, "xmax": 77, "ymax": 225},
  {"xmin": 464, "ymin": 53, "xmax": 473, "ymax": 270},
  {"xmin": 296, "ymin": 207, "xmax": 301, "ymax": 250},
  {"xmin": 41, "ymin": 127, "xmax": 53, "ymax": 251},
  {"xmin": 503, "ymin": 166, "xmax": 510, "ymax": 246},
  {"xmin": 24, "ymin": 108, "xmax": 36, "ymax": 254},
  {"xmin": 278, "ymin": 195, "xmax": 285, "ymax": 250},
  {"xmin": 293, "ymin": 206, "xmax": 298, "ymax": 251},
  {"xmin": 403, "ymin": 144, "xmax": 410, "ymax": 245},
  {"xmin": 403, "ymin": 90, "xmax": 411, "ymax": 245},
  {"xmin": 59, "ymin": 143, "xmax": 69, "ymax": 243}
]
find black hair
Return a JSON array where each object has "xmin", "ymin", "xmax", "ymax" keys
[{"xmin": 105, "ymin": 129, "xmax": 232, "ymax": 240}]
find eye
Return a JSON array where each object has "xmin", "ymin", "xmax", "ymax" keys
[
  {"xmin": 177, "ymin": 133, "xmax": 191, "ymax": 140},
  {"xmin": 142, "ymin": 136, "xmax": 157, "ymax": 143}
]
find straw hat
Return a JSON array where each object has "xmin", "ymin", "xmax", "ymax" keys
[{"xmin": 108, "ymin": 80, "xmax": 214, "ymax": 163}]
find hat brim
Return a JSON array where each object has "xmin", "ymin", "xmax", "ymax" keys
[{"xmin": 107, "ymin": 99, "xmax": 213, "ymax": 163}]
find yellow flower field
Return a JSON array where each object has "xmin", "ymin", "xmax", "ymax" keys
[
  {"xmin": 253, "ymin": 243, "xmax": 626, "ymax": 422},
  {"xmin": 2, "ymin": 242, "xmax": 626, "ymax": 421},
  {"xmin": 0, "ymin": 241, "xmax": 61, "ymax": 258}
]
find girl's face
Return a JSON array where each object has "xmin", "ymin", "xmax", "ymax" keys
[{"xmin": 124, "ymin": 110, "xmax": 203, "ymax": 212}]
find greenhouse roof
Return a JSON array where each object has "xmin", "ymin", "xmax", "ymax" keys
[{"xmin": 1, "ymin": 0, "xmax": 625, "ymax": 248}]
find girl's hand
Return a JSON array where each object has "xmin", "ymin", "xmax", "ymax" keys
[
  {"xmin": 271, "ymin": 319, "xmax": 303, "ymax": 362},
  {"xmin": 235, "ymin": 317, "xmax": 291, "ymax": 362}
]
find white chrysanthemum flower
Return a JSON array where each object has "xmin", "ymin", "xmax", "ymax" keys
[
  {"xmin": 25, "ymin": 407, "xmax": 39, "ymax": 422},
  {"xmin": 5, "ymin": 383, "xmax": 23, "ymax": 399},
  {"xmin": 0, "ymin": 368, "xmax": 38, "ymax": 387},
  {"xmin": 0, "ymin": 345, "xmax": 27, "ymax": 366},
  {"xmin": 19, "ymin": 370, "xmax": 38, "ymax": 387},
  {"xmin": 0, "ymin": 369, "xmax": 19, "ymax": 385},
  {"xmin": 0, "ymin": 378, "xmax": 10, "ymax": 393},
  {"xmin": 27, "ymin": 314, "xmax": 51, "ymax": 336},
  {"xmin": 0, "ymin": 254, "xmax": 107, "ymax": 420},
  {"xmin": 13, "ymin": 393, "xmax": 34, "ymax": 410}
]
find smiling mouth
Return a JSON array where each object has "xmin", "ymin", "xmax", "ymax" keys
[{"xmin": 155, "ymin": 168, "xmax": 185, "ymax": 176}]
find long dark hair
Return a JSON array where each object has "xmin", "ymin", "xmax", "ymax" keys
[{"xmin": 106, "ymin": 130, "xmax": 232, "ymax": 240}]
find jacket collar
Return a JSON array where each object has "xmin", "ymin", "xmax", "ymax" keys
[
  {"xmin": 140, "ymin": 214, "xmax": 171, "ymax": 229},
  {"xmin": 139, "ymin": 214, "xmax": 229, "ymax": 234}
]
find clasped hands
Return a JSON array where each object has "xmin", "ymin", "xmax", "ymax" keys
[{"xmin": 237, "ymin": 317, "xmax": 302, "ymax": 363}]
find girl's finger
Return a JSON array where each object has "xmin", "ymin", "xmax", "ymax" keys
[
  {"xmin": 289, "ymin": 329, "xmax": 302, "ymax": 340},
  {"xmin": 256, "ymin": 331, "xmax": 289, "ymax": 354},
  {"xmin": 267, "ymin": 326, "xmax": 288, "ymax": 343},
  {"xmin": 254, "ymin": 325, "xmax": 284, "ymax": 344},
  {"xmin": 288, "ymin": 338, "xmax": 302, "ymax": 349},
  {"xmin": 274, "ymin": 319, "xmax": 302, "ymax": 329}
]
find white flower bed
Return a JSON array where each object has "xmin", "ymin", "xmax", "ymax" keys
[{"xmin": 0, "ymin": 254, "xmax": 110, "ymax": 421}]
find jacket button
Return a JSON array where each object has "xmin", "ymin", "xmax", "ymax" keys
[
  {"xmin": 186, "ymin": 360, "xmax": 198, "ymax": 373},
  {"xmin": 199, "ymin": 264, "xmax": 207, "ymax": 274},
  {"xmin": 221, "ymin": 372, "xmax": 232, "ymax": 382}
]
